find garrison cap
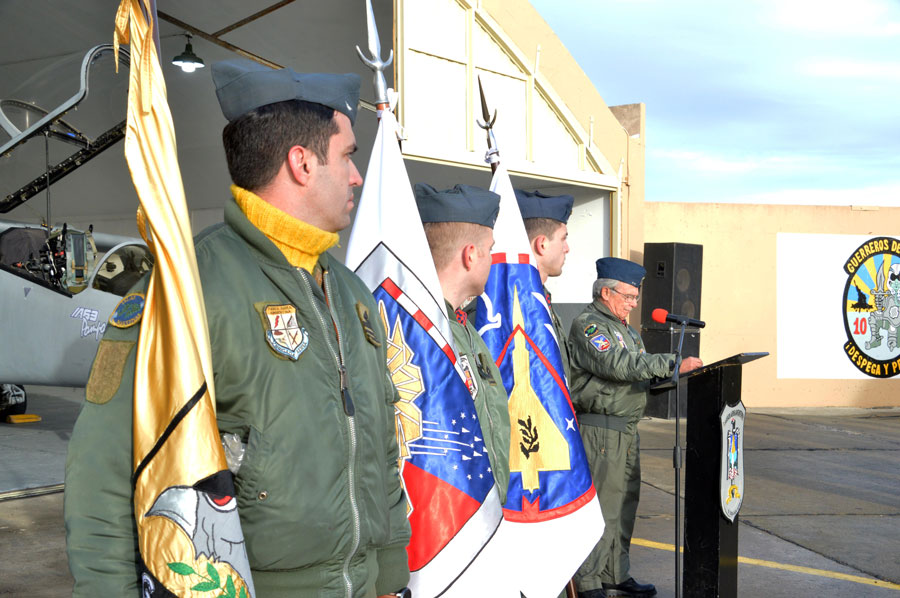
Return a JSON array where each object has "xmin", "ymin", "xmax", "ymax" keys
[
  {"xmin": 414, "ymin": 183, "xmax": 500, "ymax": 228},
  {"xmin": 514, "ymin": 189, "xmax": 574, "ymax": 223},
  {"xmin": 596, "ymin": 257, "xmax": 646, "ymax": 289},
  {"xmin": 211, "ymin": 59, "xmax": 361, "ymax": 124}
]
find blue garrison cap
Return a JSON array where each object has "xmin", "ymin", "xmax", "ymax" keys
[
  {"xmin": 514, "ymin": 189, "xmax": 574, "ymax": 223},
  {"xmin": 596, "ymin": 257, "xmax": 646, "ymax": 288},
  {"xmin": 414, "ymin": 184, "xmax": 500, "ymax": 228},
  {"xmin": 211, "ymin": 59, "xmax": 361, "ymax": 124}
]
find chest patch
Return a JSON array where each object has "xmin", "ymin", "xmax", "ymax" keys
[
  {"xmin": 613, "ymin": 331, "xmax": 627, "ymax": 349},
  {"xmin": 262, "ymin": 304, "xmax": 309, "ymax": 360},
  {"xmin": 356, "ymin": 302, "xmax": 381, "ymax": 347},
  {"xmin": 459, "ymin": 354, "xmax": 479, "ymax": 398},
  {"xmin": 583, "ymin": 323, "xmax": 599, "ymax": 337},
  {"xmin": 109, "ymin": 292, "xmax": 145, "ymax": 328},
  {"xmin": 590, "ymin": 333, "xmax": 611, "ymax": 352}
]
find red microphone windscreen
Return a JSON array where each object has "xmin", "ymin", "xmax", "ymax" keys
[{"xmin": 651, "ymin": 308, "xmax": 669, "ymax": 324}]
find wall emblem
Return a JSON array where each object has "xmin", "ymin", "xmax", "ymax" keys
[
  {"xmin": 842, "ymin": 237, "xmax": 900, "ymax": 377},
  {"xmin": 720, "ymin": 403, "xmax": 745, "ymax": 523}
]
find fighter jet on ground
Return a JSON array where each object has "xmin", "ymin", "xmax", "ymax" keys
[{"xmin": 0, "ymin": 45, "xmax": 151, "ymax": 417}]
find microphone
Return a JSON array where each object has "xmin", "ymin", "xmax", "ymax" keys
[{"xmin": 651, "ymin": 308, "xmax": 706, "ymax": 329}]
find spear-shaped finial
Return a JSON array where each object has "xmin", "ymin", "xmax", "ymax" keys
[
  {"xmin": 355, "ymin": 0, "xmax": 393, "ymax": 109},
  {"xmin": 476, "ymin": 76, "xmax": 499, "ymax": 171}
]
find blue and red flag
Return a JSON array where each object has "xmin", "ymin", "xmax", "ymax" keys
[
  {"xmin": 345, "ymin": 107, "xmax": 504, "ymax": 597},
  {"xmin": 474, "ymin": 159, "xmax": 604, "ymax": 596}
]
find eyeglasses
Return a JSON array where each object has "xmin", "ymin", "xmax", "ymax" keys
[{"xmin": 610, "ymin": 288, "xmax": 640, "ymax": 303}]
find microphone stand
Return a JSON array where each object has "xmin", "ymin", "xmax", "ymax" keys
[{"xmin": 671, "ymin": 320, "xmax": 687, "ymax": 598}]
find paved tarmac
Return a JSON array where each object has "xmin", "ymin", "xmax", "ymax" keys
[{"xmin": 1, "ymin": 386, "xmax": 898, "ymax": 596}]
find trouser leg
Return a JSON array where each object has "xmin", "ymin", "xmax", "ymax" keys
[
  {"xmin": 609, "ymin": 431, "xmax": 640, "ymax": 584},
  {"xmin": 574, "ymin": 426, "xmax": 629, "ymax": 592}
]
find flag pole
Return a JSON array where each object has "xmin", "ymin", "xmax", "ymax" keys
[{"xmin": 476, "ymin": 74, "xmax": 580, "ymax": 598}]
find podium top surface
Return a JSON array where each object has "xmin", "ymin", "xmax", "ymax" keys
[{"xmin": 651, "ymin": 352, "xmax": 768, "ymax": 390}]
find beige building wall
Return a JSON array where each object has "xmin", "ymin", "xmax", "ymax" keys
[{"xmin": 643, "ymin": 202, "xmax": 900, "ymax": 408}]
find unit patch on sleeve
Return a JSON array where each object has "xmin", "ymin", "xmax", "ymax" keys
[
  {"xmin": 356, "ymin": 302, "xmax": 382, "ymax": 347},
  {"xmin": 583, "ymin": 323, "xmax": 599, "ymax": 337},
  {"xmin": 590, "ymin": 334, "xmax": 611, "ymax": 352},
  {"xmin": 259, "ymin": 303, "xmax": 309, "ymax": 361},
  {"xmin": 109, "ymin": 293, "xmax": 145, "ymax": 328}
]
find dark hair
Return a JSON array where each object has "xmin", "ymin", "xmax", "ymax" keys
[{"xmin": 222, "ymin": 99, "xmax": 339, "ymax": 191}]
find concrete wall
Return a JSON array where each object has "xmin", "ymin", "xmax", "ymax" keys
[{"xmin": 643, "ymin": 202, "xmax": 900, "ymax": 408}]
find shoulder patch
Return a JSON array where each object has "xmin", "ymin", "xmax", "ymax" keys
[
  {"xmin": 356, "ymin": 302, "xmax": 381, "ymax": 347},
  {"xmin": 86, "ymin": 339, "xmax": 135, "ymax": 404},
  {"xmin": 109, "ymin": 293, "xmax": 145, "ymax": 328},
  {"xmin": 257, "ymin": 303, "xmax": 309, "ymax": 361},
  {"xmin": 583, "ymin": 323, "xmax": 599, "ymax": 337},
  {"xmin": 590, "ymin": 333, "xmax": 611, "ymax": 352}
]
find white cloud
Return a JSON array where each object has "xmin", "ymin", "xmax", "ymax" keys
[
  {"xmin": 767, "ymin": 0, "xmax": 900, "ymax": 37},
  {"xmin": 651, "ymin": 149, "xmax": 819, "ymax": 175},
  {"xmin": 682, "ymin": 183, "xmax": 900, "ymax": 207},
  {"xmin": 802, "ymin": 59, "xmax": 900, "ymax": 81}
]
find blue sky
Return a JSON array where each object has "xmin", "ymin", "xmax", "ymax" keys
[{"xmin": 530, "ymin": 0, "xmax": 900, "ymax": 205}]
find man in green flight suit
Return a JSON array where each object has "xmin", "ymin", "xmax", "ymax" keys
[
  {"xmin": 571, "ymin": 257, "xmax": 701, "ymax": 598},
  {"xmin": 515, "ymin": 188, "xmax": 574, "ymax": 382},
  {"xmin": 414, "ymin": 183, "xmax": 512, "ymax": 504},
  {"xmin": 64, "ymin": 60, "xmax": 411, "ymax": 597}
]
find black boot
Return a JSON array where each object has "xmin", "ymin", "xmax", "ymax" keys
[{"xmin": 601, "ymin": 578, "xmax": 657, "ymax": 597}]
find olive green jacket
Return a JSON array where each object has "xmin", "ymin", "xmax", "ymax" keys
[
  {"xmin": 65, "ymin": 198, "xmax": 410, "ymax": 597},
  {"xmin": 567, "ymin": 301, "xmax": 675, "ymax": 435},
  {"xmin": 448, "ymin": 305, "xmax": 511, "ymax": 503}
]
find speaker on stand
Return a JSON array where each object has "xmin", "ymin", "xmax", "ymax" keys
[{"xmin": 641, "ymin": 242, "xmax": 703, "ymax": 419}]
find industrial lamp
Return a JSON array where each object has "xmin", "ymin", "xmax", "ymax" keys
[{"xmin": 172, "ymin": 33, "xmax": 204, "ymax": 73}]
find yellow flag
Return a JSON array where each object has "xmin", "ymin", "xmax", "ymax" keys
[{"xmin": 114, "ymin": 1, "xmax": 255, "ymax": 595}]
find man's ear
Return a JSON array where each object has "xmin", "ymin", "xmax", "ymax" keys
[
  {"xmin": 462, "ymin": 243, "xmax": 477, "ymax": 271},
  {"xmin": 531, "ymin": 234, "xmax": 548, "ymax": 257},
  {"xmin": 286, "ymin": 145, "xmax": 314, "ymax": 186}
]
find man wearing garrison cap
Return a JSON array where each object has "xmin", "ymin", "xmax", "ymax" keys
[
  {"xmin": 515, "ymin": 188, "xmax": 574, "ymax": 381},
  {"xmin": 415, "ymin": 183, "xmax": 512, "ymax": 504},
  {"xmin": 65, "ymin": 60, "xmax": 411, "ymax": 598},
  {"xmin": 570, "ymin": 258, "xmax": 701, "ymax": 598}
]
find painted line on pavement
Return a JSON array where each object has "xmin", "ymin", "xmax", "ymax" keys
[{"xmin": 632, "ymin": 537, "xmax": 900, "ymax": 591}]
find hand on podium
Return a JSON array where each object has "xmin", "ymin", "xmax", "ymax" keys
[{"xmin": 680, "ymin": 356, "xmax": 703, "ymax": 374}]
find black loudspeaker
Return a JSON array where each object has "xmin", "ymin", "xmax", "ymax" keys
[
  {"xmin": 640, "ymin": 243, "xmax": 702, "ymax": 419},
  {"xmin": 641, "ymin": 242, "xmax": 703, "ymax": 330}
]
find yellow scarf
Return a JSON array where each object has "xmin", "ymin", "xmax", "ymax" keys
[{"xmin": 232, "ymin": 184, "xmax": 338, "ymax": 273}]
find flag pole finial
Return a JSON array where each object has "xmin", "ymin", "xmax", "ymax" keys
[
  {"xmin": 355, "ymin": 0, "xmax": 393, "ymax": 110},
  {"xmin": 476, "ymin": 76, "xmax": 499, "ymax": 171}
]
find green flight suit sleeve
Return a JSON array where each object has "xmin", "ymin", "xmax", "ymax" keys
[
  {"xmin": 375, "ymin": 346, "xmax": 412, "ymax": 594},
  {"xmin": 568, "ymin": 319, "xmax": 674, "ymax": 385},
  {"xmin": 64, "ymin": 325, "xmax": 140, "ymax": 597}
]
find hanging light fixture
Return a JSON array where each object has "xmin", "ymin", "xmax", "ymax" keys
[{"xmin": 172, "ymin": 33, "xmax": 205, "ymax": 73}]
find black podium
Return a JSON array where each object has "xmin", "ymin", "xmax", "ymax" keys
[{"xmin": 678, "ymin": 352, "xmax": 767, "ymax": 598}]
